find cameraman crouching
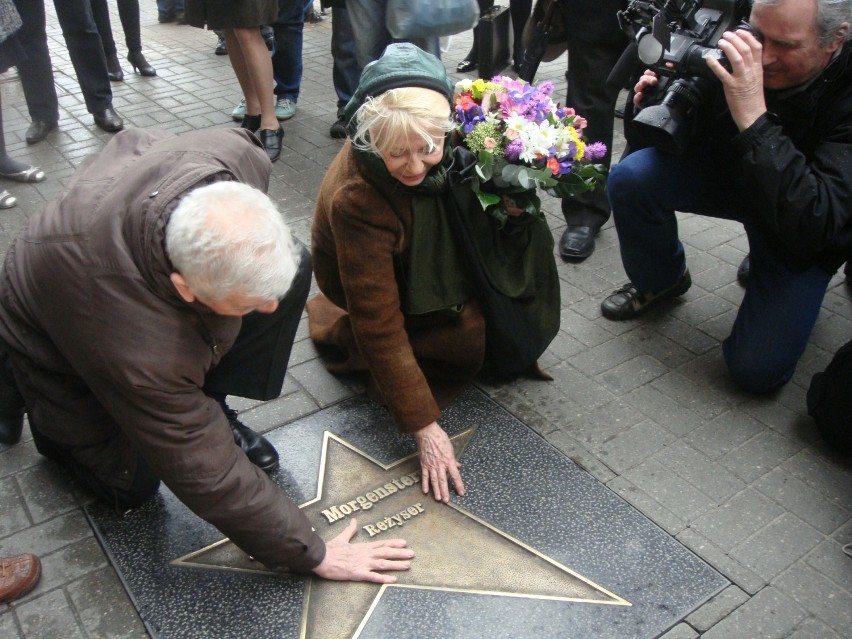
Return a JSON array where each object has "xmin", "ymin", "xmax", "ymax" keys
[{"xmin": 602, "ymin": 0, "xmax": 852, "ymax": 394}]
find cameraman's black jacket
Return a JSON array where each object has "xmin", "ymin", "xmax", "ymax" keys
[{"xmin": 718, "ymin": 41, "xmax": 852, "ymax": 272}]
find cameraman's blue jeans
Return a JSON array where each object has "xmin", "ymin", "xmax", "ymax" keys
[{"xmin": 608, "ymin": 146, "xmax": 834, "ymax": 394}]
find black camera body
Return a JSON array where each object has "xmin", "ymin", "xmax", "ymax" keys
[{"xmin": 616, "ymin": 0, "xmax": 752, "ymax": 154}]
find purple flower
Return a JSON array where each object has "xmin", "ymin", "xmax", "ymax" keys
[
  {"xmin": 504, "ymin": 139, "xmax": 524, "ymax": 162},
  {"xmin": 585, "ymin": 142, "xmax": 608, "ymax": 161}
]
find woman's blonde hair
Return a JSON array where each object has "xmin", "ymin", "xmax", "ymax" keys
[{"xmin": 351, "ymin": 87, "xmax": 455, "ymax": 156}]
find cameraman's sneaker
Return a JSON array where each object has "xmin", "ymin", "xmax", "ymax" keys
[
  {"xmin": 231, "ymin": 99, "xmax": 246, "ymax": 122},
  {"xmin": 601, "ymin": 270, "xmax": 692, "ymax": 320},
  {"xmin": 275, "ymin": 98, "xmax": 296, "ymax": 120}
]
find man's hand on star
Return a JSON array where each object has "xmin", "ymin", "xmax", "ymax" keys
[
  {"xmin": 413, "ymin": 421, "xmax": 465, "ymax": 503},
  {"xmin": 312, "ymin": 519, "xmax": 415, "ymax": 583},
  {"xmin": 706, "ymin": 29, "xmax": 767, "ymax": 132}
]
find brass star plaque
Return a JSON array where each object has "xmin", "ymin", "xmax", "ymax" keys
[{"xmin": 174, "ymin": 427, "xmax": 629, "ymax": 639}]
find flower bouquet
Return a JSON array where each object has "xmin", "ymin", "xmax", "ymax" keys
[{"xmin": 453, "ymin": 76, "xmax": 607, "ymax": 228}]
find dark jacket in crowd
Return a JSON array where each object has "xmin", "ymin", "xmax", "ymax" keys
[{"xmin": 0, "ymin": 128, "xmax": 326, "ymax": 573}]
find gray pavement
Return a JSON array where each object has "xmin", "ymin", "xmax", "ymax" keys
[{"xmin": 0, "ymin": 4, "xmax": 850, "ymax": 638}]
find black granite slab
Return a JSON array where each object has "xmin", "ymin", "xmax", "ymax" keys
[{"xmin": 85, "ymin": 388, "xmax": 728, "ymax": 638}]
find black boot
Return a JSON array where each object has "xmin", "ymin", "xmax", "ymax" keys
[
  {"xmin": 216, "ymin": 398, "xmax": 279, "ymax": 473},
  {"xmin": 106, "ymin": 53, "xmax": 124, "ymax": 82}
]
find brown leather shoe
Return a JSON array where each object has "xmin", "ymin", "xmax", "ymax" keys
[{"xmin": 0, "ymin": 553, "xmax": 42, "ymax": 604}]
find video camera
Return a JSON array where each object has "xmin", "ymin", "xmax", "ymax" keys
[{"xmin": 614, "ymin": 0, "xmax": 753, "ymax": 154}]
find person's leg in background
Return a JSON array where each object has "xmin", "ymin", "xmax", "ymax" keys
[
  {"xmin": 558, "ymin": 33, "xmax": 626, "ymax": 261},
  {"xmin": 271, "ymin": 0, "xmax": 304, "ymax": 121},
  {"xmin": 329, "ymin": 1, "xmax": 360, "ymax": 138},
  {"xmin": 509, "ymin": 0, "xmax": 531, "ymax": 72},
  {"xmin": 456, "ymin": 0, "xmax": 493, "ymax": 73},
  {"xmin": 51, "ymin": 0, "xmax": 124, "ymax": 132},
  {"xmin": 117, "ymin": 0, "xmax": 157, "ymax": 75},
  {"xmin": 90, "ymin": 0, "xmax": 124, "ymax": 81},
  {"xmin": 12, "ymin": 0, "xmax": 60, "ymax": 144}
]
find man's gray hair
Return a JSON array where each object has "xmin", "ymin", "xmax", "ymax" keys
[
  {"xmin": 752, "ymin": 0, "xmax": 852, "ymax": 45},
  {"xmin": 166, "ymin": 181, "xmax": 299, "ymax": 301}
]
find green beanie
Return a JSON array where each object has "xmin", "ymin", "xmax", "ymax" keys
[{"xmin": 342, "ymin": 43, "xmax": 453, "ymax": 125}]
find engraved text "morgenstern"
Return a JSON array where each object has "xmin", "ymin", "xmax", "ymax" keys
[{"xmin": 321, "ymin": 471, "xmax": 422, "ymax": 524}]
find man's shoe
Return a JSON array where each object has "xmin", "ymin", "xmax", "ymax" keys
[
  {"xmin": 215, "ymin": 35, "xmax": 227, "ymax": 55},
  {"xmin": 25, "ymin": 120, "xmax": 57, "ymax": 144},
  {"xmin": 329, "ymin": 115, "xmax": 347, "ymax": 139},
  {"xmin": 158, "ymin": 12, "xmax": 175, "ymax": 23},
  {"xmin": 231, "ymin": 98, "xmax": 246, "ymax": 121},
  {"xmin": 92, "ymin": 107, "xmax": 124, "ymax": 133},
  {"xmin": 737, "ymin": 254, "xmax": 751, "ymax": 286},
  {"xmin": 261, "ymin": 25, "xmax": 275, "ymax": 52},
  {"xmin": 601, "ymin": 270, "xmax": 692, "ymax": 320},
  {"xmin": 221, "ymin": 406, "xmax": 279, "ymax": 473},
  {"xmin": 259, "ymin": 127, "xmax": 284, "ymax": 162},
  {"xmin": 0, "ymin": 554, "xmax": 41, "ymax": 604},
  {"xmin": 175, "ymin": 11, "xmax": 186, "ymax": 25},
  {"xmin": 275, "ymin": 98, "xmax": 296, "ymax": 120},
  {"xmin": 559, "ymin": 225, "xmax": 597, "ymax": 261},
  {"xmin": 240, "ymin": 114, "xmax": 261, "ymax": 133},
  {"xmin": 456, "ymin": 58, "xmax": 477, "ymax": 73}
]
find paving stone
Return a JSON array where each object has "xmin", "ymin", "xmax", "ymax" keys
[
  {"xmin": 0, "ymin": 476, "xmax": 31, "ymax": 538},
  {"xmin": 237, "ymin": 388, "xmax": 321, "ymax": 434},
  {"xmin": 0, "ymin": 512, "xmax": 94, "ymax": 558},
  {"xmin": 66, "ymin": 567, "xmax": 148, "ymax": 639},
  {"xmin": 651, "ymin": 371, "xmax": 733, "ymax": 421},
  {"xmin": 700, "ymin": 586, "xmax": 807, "ymax": 639},
  {"xmin": 773, "ymin": 562, "xmax": 852, "ymax": 636},
  {"xmin": 684, "ymin": 409, "xmax": 766, "ymax": 459},
  {"xmin": 597, "ymin": 353, "xmax": 669, "ymax": 396},
  {"xmin": 595, "ymin": 420, "xmax": 676, "ymax": 474},
  {"xmin": 657, "ymin": 622, "xmax": 699, "ymax": 639},
  {"xmin": 787, "ymin": 617, "xmax": 845, "ymax": 639},
  {"xmin": 14, "ymin": 464, "xmax": 78, "ymax": 525},
  {"xmin": 684, "ymin": 584, "xmax": 750, "ymax": 632},
  {"xmin": 719, "ymin": 429, "xmax": 803, "ymax": 483},
  {"xmin": 690, "ymin": 488, "xmax": 785, "ymax": 549},
  {"xmin": 781, "ymin": 450, "xmax": 852, "ymax": 511},
  {"xmin": 655, "ymin": 440, "xmax": 746, "ymax": 503},
  {"xmin": 730, "ymin": 513, "xmax": 824, "ymax": 581},
  {"xmin": 621, "ymin": 385, "xmax": 705, "ymax": 437},
  {"xmin": 39, "ymin": 537, "xmax": 110, "ymax": 586},
  {"xmin": 288, "ymin": 358, "xmax": 357, "ymax": 407},
  {"xmin": 606, "ymin": 476, "xmax": 686, "ymax": 535},
  {"xmin": 677, "ymin": 528, "xmax": 767, "ymax": 595},
  {"xmin": 567, "ymin": 337, "xmax": 641, "ymax": 376},
  {"xmin": 622, "ymin": 459, "xmax": 716, "ymax": 523},
  {"xmin": 0, "ymin": 610, "xmax": 22, "ymax": 639},
  {"xmin": 753, "ymin": 468, "xmax": 850, "ymax": 535},
  {"xmin": 16, "ymin": 589, "xmax": 87, "ymax": 639},
  {"xmin": 805, "ymin": 539, "xmax": 852, "ymax": 592},
  {"xmin": 620, "ymin": 324, "xmax": 696, "ymax": 369}
]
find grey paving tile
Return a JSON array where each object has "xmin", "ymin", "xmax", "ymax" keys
[
  {"xmin": 0, "ymin": 511, "xmax": 94, "ymax": 558},
  {"xmin": 0, "ymin": 476, "xmax": 31, "ymax": 538},
  {"xmin": 552, "ymin": 397, "xmax": 646, "ymax": 449},
  {"xmin": 288, "ymin": 358, "xmax": 358, "ymax": 407},
  {"xmin": 620, "ymin": 324, "xmax": 697, "ymax": 369},
  {"xmin": 700, "ymin": 586, "xmax": 807, "ymax": 639},
  {"xmin": 773, "ymin": 562, "xmax": 852, "ymax": 636},
  {"xmin": 15, "ymin": 589, "xmax": 87, "ymax": 639},
  {"xmin": 730, "ymin": 512, "xmax": 824, "ymax": 581},
  {"xmin": 677, "ymin": 528, "xmax": 767, "ymax": 594},
  {"xmin": 655, "ymin": 440, "xmax": 746, "ymax": 503},
  {"xmin": 719, "ymin": 429, "xmax": 803, "ymax": 483},
  {"xmin": 805, "ymin": 539, "xmax": 852, "ymax": 592},
  {"xmin": 651, "ymin": 371, "xmax": 733, "ymax": 422},
  {"xmin": 753, "ymin": 468, "xmax": 850, "ymax": 536},
  {"xmin": 622, "ymin": 459, "xmax": 716, "ymax": 523},
  {"xmin": 684, "ymin": 584, "xmax": 750, "ymax": 633},
  {"xmin": 621, "ymin": 385, "xmax": 705, "ymax": 437},
  {"xmin": 690, "ymin": 488, "xmax": 785, "ymax": 549},
  {"xmin": 595, "ymin": 419, "xmax": 676, "ymax": 474},
  {"xmin": 14, "ymin": 464, "xmax": 78, "ymax": 525},
  {"xmin": 597, "ymin": 353, "xmax": 669, "ymax": 396},
  {"xmin": 683, "ymin": 409, "xmax": 767, "ymax": 459},
  {"xmin": 657, "ymin": 622, "xmax": 699, "ymax": 639},
  {"xmin": 66, "ymin": 567, "xmax": 148, "ymax": 639},
  {"xmin": 606, "ymin": 476, "xmax": 686, "ymax": 535},
  {"xmin": 567, "ymin": 336, "xmax": 640, "ymax": 376},
  {"xmin": 239, "ymin": 389, "xmax": 321, "ymax": 433},
  {"xmin": 0, "ymin": 609, "xmax": 23, "ymax": 639},
  {"xmin": 781, "ymin": 450, "xmax": 852, "ymax": 511},
  {"xmin": 787, "ymin": 617, "xmax": 845, "ymax": 639},
  {"xmin": 39, "ymin": 537, "xmax": 110, "ymax": 586}
]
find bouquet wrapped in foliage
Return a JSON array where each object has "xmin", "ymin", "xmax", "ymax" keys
[{"xmin": 453, "ymin": 76, "xmax": 607, "ymax": 228}]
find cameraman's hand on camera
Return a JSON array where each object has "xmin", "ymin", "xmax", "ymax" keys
[
  {"xmin": 706, "ymin": 29, "xmax": 766, "ymax": 132},
  {"xmin": 632, "ymin": 69, "xmax": 660, "ymax": 110}
]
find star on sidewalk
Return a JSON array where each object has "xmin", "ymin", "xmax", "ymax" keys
[{"xmin": 175, "ymin": 428, "xmax": 629, "ymax": 639}]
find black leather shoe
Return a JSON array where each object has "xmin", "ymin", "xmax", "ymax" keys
[
  {"xmin": 127, "ymin": 51, "xmax": 156, "ymax": 77},
  {"xmin": 737, "ymin": 254, "xmax": 751, "ymax": 286},
  {"xmin": 456, "ymin": 58, "xmax": 477, "ymax": 73},
  {"xmin": 259, "ymin": 127, "xmax": 284, "ymax": 162},
  {"xmin": 92, "ymin": 107, "xmax": 124, "ymax": 133},
  {"xmin": 215, "ymin": 35, "xmax": 227, "ymax": 55},
  {"xmin": 329, "ymin": 115, "xmax": 347, "ymax": 139},
  {"xmin": 240, "ymin": 114, "xmax": 261, "ymax": 133},
  {"xmin": 559, "ymin": 225, "xmax": 597, "ymax": 261},
  {"xmin": 25, "ymin": 120, "xmax": 57, "ymax": 145},
  {"xmin": 222, "ymin": 406, "xmax": 279, "ymax": 473},
  {"xmin": 601, "ymin": 270, "xmax": 692, "ymax": 321},
  {"xmin": 106, "ymin": 54, "xmax": 124, "ymax": 82}
]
